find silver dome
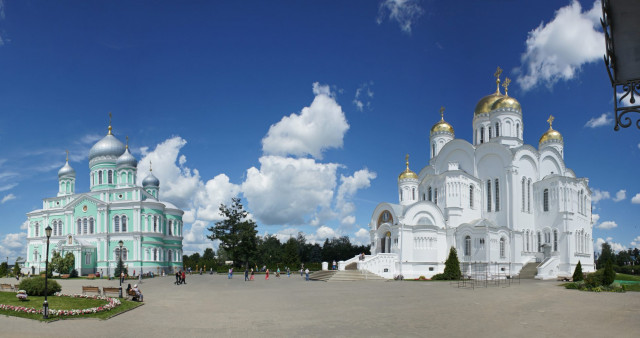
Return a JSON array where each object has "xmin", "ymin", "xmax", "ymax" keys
[
  {"xmin": 89, "ymin": 134, "xmax": 126, "ymax": 162},
  {"xmin": 58, "ymin": 161, "xmax": 76, "ymax": 178},
  {"xmin": 116, "ymin": 147, "xmax": 138, "ymax": 168},
  {"xmin": 142, "ymin": 172, "xmax": 160, "ymax": 187}
]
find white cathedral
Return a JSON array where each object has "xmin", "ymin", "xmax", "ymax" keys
[{"xmin": 361, "ymin": 69, "xmax": 595, "ymax": 280}]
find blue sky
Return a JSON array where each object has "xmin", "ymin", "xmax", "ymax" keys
[{"xmin": 0, "ymin": 0, "xmax": 638, "ymax": 260}]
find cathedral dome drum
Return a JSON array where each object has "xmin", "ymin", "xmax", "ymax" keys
[
  {"xmin": 430, "ymin": 117, "xmax": 454, "ymax": 136},
  {"xmin": 89, "ymin": 134, "xmax": 125, "ymax": 162}
]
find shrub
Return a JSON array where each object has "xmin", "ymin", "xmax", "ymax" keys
[
  {"xmin": 70, "ymin": 269, "xmax": 78, "ymax": 278},
  {"xmin": 572, "ymin": 261, "xmax": 584, "ymax": 282},
  {"xmin": 431, "ymin": 273, "xmax": 447, "ymax": 280},
  {"xmin": 603, "ymin": 259, "xmax": 616, "ymax": 285},
  {"xmin": 441, "ymin": 247, "xmax": 461, "ymax": 280},
  {"xmin": 18, "ymin": 276, "xmax": 61, "ymax": 296},
  {"xmin": 584, "ymin": 270, "xmax": 604, "ymax": 288}
]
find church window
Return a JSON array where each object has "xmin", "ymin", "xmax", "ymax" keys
[
  {"xmin": 469, "ymin": 185, "xmax": 474, "ymax": 208},
  {"xmin": 553, "ymin": 230, "xmax": 558, "ymax": 251},
  {"xmin": 168, "ymin": 250, "xmax": 173, "ymax": 262},
  {"xmin": 154, "ymin": 216, "xmax": 158, "ymax": 232},
  {"xmin": 114, "ymin": 216, "xmax": 120, "ymax": 232},
  {"xmin": 82, "ymin": 218, "xmax": 88, "ymax": 234},
  {"xmin": 35, "ymin": 223, "xmax": 40, "ymax": 237},
  {"xmin": 108, "ymin": 170, "xmax": 113, "ymax": 184},
  {"xmin": 422, "ymin": 193, "xmax": 425, "ymax": 201},
  {"xmin": 434, "ymin": 188, "xmax": 438, "ymax": 205},
  {"xmin": 77, "ymin": 219, "xmax": 81, "ymax": 234},
  {"xmin": 521, "ymin": 178, "xmax": 526, "ymax": 212},
  {"xmin": 537, "ymin": 232, "xmax": 541, "ymax": 252},
  {"xmin": 526, "ymin": 231, "xmax": 530, "ymax": 251},
  {"xmin": 85, "ymin": 251, "xmax": 91, "ymax": 265},
  {"xmin": 432, "ymin": 143, "xmax": 436, "ymax": 157},
  {"xmin": 89, "ymin": 218, "xmax": 94, "ymax": 234},
  {"xmin": 122, "ymin": 215, "xmax": 127, "ymax": 232},
  {"xmin": 487, "ymin": 180, "xmax": 492, "ymax": 211},
  {"xmin": 52, "ymin": 221, "xmax": 57, "ymax": 236},
  {"xmin": 428, "ymin": 187, "xmax": 432, "ymax": 202},
  {"xmin": 516, "ymin": 123, "xmax": 520, "ymax": 138},
  {"xmin": 495, "ymin": 122, "xmax": 500, "ymax": 137},
  {"xmin": 122, "ymin": 248, "xmax": 128, "ymax": 261},
  {"xmin": 543, "ymin": 189, "xmax": 549, "ymax": 212},
  {"xmin": 99, "ymin": 170, "xmax": 103, "ymax": 185},
  {"xmin": 488, "ymin": 126, "xmax": 492, "ymax": 140},
  {"xmin": 500, "ymin": 237, "xmax": 505, "ymax": 258},
  {"xmin": 527, "ymin": 180, "xmax": 531, "ymax": 213},
  {"xmin": 480, "ymin": 127, "xmax": 484, "ymax": 144},
  {"xmin": 495, "ymin": 179, "xmax": 500, "ymax": 212},
  {"xmin": 169, "ymin": 220, "xmax": 173, "ymax": 235},
  {"xmin": 464, "ymin": 236, "xmax": 471, "ymax": 256},
  {"xmin": 154, "ymin": 249, "xmax": 158, "ymax": 261},
  {"xmin": 412, "ymin": 188, "xmax": 415, "ymax": 200}
]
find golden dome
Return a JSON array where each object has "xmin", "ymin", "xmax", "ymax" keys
[
  {"xmin": 539, "ymin": 115, "xmax": 563, "ymax": 144},
  {"xmin": 491, "ymin": 77, "xmax": 521, "ymax": 112},
  {"xmin": 398, "ymin": 154, "xmax": 418, "ymax": 180},
  {"xmin": 430, "ymin": 106, "xmax": 454, "ymax": 135},
  {"xmin": 474, "ymin": 67, "xmax": 506, "ymax": 116}
]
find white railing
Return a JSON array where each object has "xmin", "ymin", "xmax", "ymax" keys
[
  {"xmin": 357, "ymin": 253, "xmax": 397, "ymax": 279},
  {"xmin": 535, "ymin": 257, "xmax": 559, "ymax": 280}
]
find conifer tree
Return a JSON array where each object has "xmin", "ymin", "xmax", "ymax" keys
[
  {"xmin": 572, "ymin": 260, "xmax": 583, "ymax": 282},
  {"xmin": 443, "ymin": 246, "xmax": 461, "ymax": 280}
]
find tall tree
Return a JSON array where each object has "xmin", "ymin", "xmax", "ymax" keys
[
  {"xmin": 207, "ymin": 198, "xmax": 257, "ymax": 268},
  {"xmin": 597, "ymin": 242, "xmax": 614, "ymax": 269}
]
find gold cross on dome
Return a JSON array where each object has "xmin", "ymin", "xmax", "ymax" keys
[
  {"xmin": 494, "ymin": 66, "xmax": 503, "ymax": 79},
  {"xmin": 126, "ymin": 136, "xmax": 129, "ymax": 149},
  {"xmin": 108, "ymin": 112, "xmax": 113, "ymax": 135},
  {"xmin": 65, "ymin": 149, "xmax": 69, "ymax": 162},
  {"xmin": 440, "ymin": 106, "xmax": 445, "ymax": 119},
  {"xmin": 547, "ymin": 115, "xmax": 555, "ymax": 128},
  {"xmin": 502, "ymin": 77, "xmax": 511, "ymax": 95}
]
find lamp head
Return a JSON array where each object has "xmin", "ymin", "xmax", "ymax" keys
[
  {"xmin": 118, "ymin": 240, "xmax": 124, "ymax": 248},
  {"xmin": 45, "ymin": 226, "xmax": 52, "ymax": 238}
]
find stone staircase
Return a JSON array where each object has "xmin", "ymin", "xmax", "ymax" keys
[
  {"xmin": 519, "ymin": 262, "xmax": 538, "ymax": 279},
  {"xmin": 309, "ymin": 270, "xmax": 386, "ymax": 282}
]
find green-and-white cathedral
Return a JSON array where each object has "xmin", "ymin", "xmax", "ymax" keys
[{"xmin": 24, "ymin": 118, "xmax": 184, "ymax": 277}]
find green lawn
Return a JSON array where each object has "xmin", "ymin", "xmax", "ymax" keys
[
  {"xmin": 0, "ymin": 292, "xmax": 142, "ymax": 321},
  {"xmin": 615, "ymin": 273, "xmax": 640, "ymax": 282}
]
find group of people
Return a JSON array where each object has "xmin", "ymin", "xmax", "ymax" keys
[
  {"xmin": 125, "ymin": 283, "xmax": 143, "ymax": 301},
  {"xmin": 174, "ymin": 270, "xmax": 187, "ymax": 285}
]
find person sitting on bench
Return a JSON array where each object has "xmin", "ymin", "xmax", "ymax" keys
[{"xmin": 132, "ymin": 284, "xmax": 143, "ymax": 301}]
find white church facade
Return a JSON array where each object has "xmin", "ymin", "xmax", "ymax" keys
[
  {"xmin": 360, "ymin": 69, "xmax": 595, "ymax": 280},
  {"xmin": 24, "ymin": 117, "xmax": 185, "ymax": 277}
]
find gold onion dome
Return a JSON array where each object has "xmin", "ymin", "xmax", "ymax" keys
[
  {"xmin": 430, "ymin": 106, "xmax": 454, "ymax": 135},
  {"xmin": 474, "ymin": 67, "xmax": 505, "ymax": 116},
  {"xmin": 491, "ymin": 77, "xmax": 521, "ymax": 112},
  {"xmin": 539, "ymin": 115, "xmax": 563, "ymax": 144},
  {"xmin": 398, "ymin": 154, "xmax": 418, "ymax": 180}
]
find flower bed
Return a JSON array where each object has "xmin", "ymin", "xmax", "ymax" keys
[{"xmin": 0, "ymin": 293, "xmax": 120, "ymax": 317}]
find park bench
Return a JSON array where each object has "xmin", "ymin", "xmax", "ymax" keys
[
  {"xmin": 82, "ymin": 286, "xmax": 100, "ymax": 295},
  {"xmin": 87, "ymin": 274, "xmax": 96, "ymax": 279},
  {"xmin": 0, "ymin": 284, "xmax": 13, "ymax": 292},
  {"xmin": 102, "ymin": 287, "xmax": 121, "ymax": 298},
  {"xmin": 61, "ymin": 274, "xmax": 70, "ymax": 279}
]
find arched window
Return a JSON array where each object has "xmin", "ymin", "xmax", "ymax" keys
[
  {"xmin": 115, "ymin": 248, "xmax": 120, "ymax": 260},
  {"xmin": 412, "ymin": 188, "xmax": 415, "ymax": 200},
  {"xmin": 52, "ymin": 221, "xmax": 57, "ymax": 236},
  {"xmin": 488, "ymin": 126, "xmax": 492, "ymax": 139},
  {"xmin": 537, "ymin": 232, "xmax": 542, "ymax": 252},
  {"xmin": 543, "ymin": 189, "xmax": 549, "ymax": 212},
  {"xmin": 434, "ymin": 188, "xmax": 438, "ymax": 205},
  {"xmin": 168, "ymin": 250, "xmax": 173, "ymax": 262},
  {"xmin": 464, "ymin": 235, "xmax": 471, "ymax": 256},
  {"xmin": 516, "ymin": 123, "xmax": 520, "ymax": 138},
  {"xmin": 553, "ymin": 230, "xmax": 558, "ymax": 251},
  {"xmin": 58, "ymin": 221, "xmax": 62, "ymax": 236},
  {"xmin": 480, "ymin": 127, "xmax": 485, "ymax": 143},
  {"xmin": 527, "ymin": 180, "xmax": 531, "ymax": 213},
  {"xmin": 122, "ymin": 215, "xmax": 127, "ymax": 232},
  {"xmin": 108, "ymin": 170, "xmax": 113, "ymax": 184},
  {"xmin": 89, "ymin": 218, "xmax": 94, "ymax": 234},
  {"xmin": 428, "ymin": 187, "xmax": 432, "ymax": 202},
  {"xmin": 154, "ymin": 216, "xmax": 158, "ymax": 232},
  {"xmin": 153, "ymin": 249, "xmax": 158, "ymax": 261},
  {"xmin": 98, "ymin": 170, "xmax": 103, "ymax": 185},
  {"xmin": 122, "ymin": 248, "xmax": 128, "ymax": 261},
  {"xmin": 500, "ymin": 237, "xmax": 505, "ymax": 258},
  {"xmin": 495, "ymin": 178, "xmax": 500, "ymax": 212},
  {"xmin": 521, "ymin": 178, "xmax": 526, "ymax": 212},
  {"xmin": 169, "ymin": 220, "xmax": 173, "ymax": 236},
  {"xmin": 432, "ymin": 143, "xmax": 436, "ymax": 157},
  {"xmin": 114, "ymin": 216, "xmax": 120, "ymax": 232},
  {"xmin": 83, "ymin": 218, "xmax": 88, "ymax": 234},
  {"xmin": 526, "ymin": 231, "xmax": 530, "ymax": 251},
  {"xmin": 35, "ymin": 223, "xmax": 40, "ymax": 237},
  {"xmin": 487, "ymin": 180, "xmax": 492, "ymax": 212},
  {"xmin": 77, "ymin": 219, "xmax": 81, "ymax": 234},
  {"xmin": 495, "ymin": 122, "xmax": 500, "ymax": 137},
  {"xmin": 469, "ymin": 185, "xmax": 474, "ymax": 208}
]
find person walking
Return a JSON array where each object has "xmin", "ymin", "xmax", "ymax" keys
[
  {"xmin": 265, "ymin": 268, "xmax": 270, "ymax": 280},
  {"xmin": 181, "ymin": 269, "xmax": 187, "ymax": 284},
  {"xmin": 228, "ymin": 267, "xmax": 233, "ymax": 279},
  {"xmin": 250, "ymin": 268, "xmax": 255, "ymax": 281},
  {"xmin": 287, "ymin": 267, "xmax": 290, "ymax": 277},
  {"xmin": 276, "ymin": 267, "xmax": 280, "ymax": 278},
  {"xmin": 305, "ymin": 268, "xmax": 310, "ymax": 281},
  {"xmin": 244, "ymin": 267, "xmax": 249, "ymax": 281}
]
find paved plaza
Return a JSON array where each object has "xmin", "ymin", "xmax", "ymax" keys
[{"xmin": 0, "ymin": 274, "xmax": 638, "ymax": 337}]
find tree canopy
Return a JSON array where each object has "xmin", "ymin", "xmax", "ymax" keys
[{"xmin": 207, "ymin": 198, "xmax": 258, "ymax": 268}]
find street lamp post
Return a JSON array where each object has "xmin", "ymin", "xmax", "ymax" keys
[
  {"xmin": 43, "ymin": 226, "xmax": 52, "ymax": 319},
  {"xmin": 118, "ymin": 240, "xmax": 123, "ymax": 298}
]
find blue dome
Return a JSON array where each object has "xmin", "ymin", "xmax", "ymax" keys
[
  {"xmin": 142, "ymin": 172, "xmax": 159, "ymax": 187},
  {"xmin": 89, "ymin": 134, "xmax": 125, "ymax": 163},
  {"xmin": 58, "ymin": 161, "xmax": 76, "ymax": 178},
  {"xmin": 116, "ymin": 147, "xmax": 138, "ymax": 168}
]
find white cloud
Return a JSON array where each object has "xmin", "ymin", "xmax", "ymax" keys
[
  {"xmin": 597, "ymin": 221, "xmax": 617, "ymax": 230},
  {"xmin": 336, "ymin": 169, "xmax": 377, "ymax": 225},
  {"xmin": 0, "ymin": 231, "xmax": 27, "ymax": 262},
  {"xmin": 595, "ymin": 237, "xmax": 627, "ymax": 252},
  {"xmin": 631, "ymin": 193, "xmax": 640, "ymax": 204},
  {"xmin": 631, "ymin": 236, "xmax": 640, "ymax": 247},
  {"xmin": 591, "ymin": 189, "xmax": 610, "ymax": 204},
  {"xmin": 353, "ymin": 228, "xmax": 370, "ymax": 246},
  {"xmin": 517, "ymin": 1, "xmax": 604, "ymax": 91},
  {"xmin": 353, "ymin": 81, "xmax": 374, "ymax": 112},
  {"xmin": 0, "ymin": 183, "xmax": 16, "ymax": 192},
  {"xmin": 377, "ymin": 0, "xmax": 424, "ymax": 34},
  {"xmin": 585, "ymin": 113, "xmax": 613, "ymax": 128},
  {"xmin": 261, "ymin": 83, "xmax": 349, "ymax": 159},
  {"xmin": 591, "ymin": 213, "xmax": 600, "ymax": 225},
  {"xmin": 612, "ymin": 189, "xmax": 626, "ymax": 202},
  {"xmin": 242, "ymin": 156, "xmax": 338, "ymax": 225},
  {"xmin": 1, "ymin": 193, "xmax": 15, "ymax": 204}
]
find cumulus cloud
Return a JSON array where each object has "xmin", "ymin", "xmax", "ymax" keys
[
  {"xmin": 612, "ymin": 189, "xmax": 626, "ymax": 202},
  {"xmin": 353, "ymin": 228, "xmax": 370, "ymax": 246},
  {"xmin": 353, "ymin": 81, "xmax": 374, "ymax": 112},
  {"xmin": 585, "ymin": 113, "xmax": 613, "ymax": 128},
  {"xmin": 591, "ymin": 189, "xmax": 610, "ymax": 204},
  {"xmin": 261, "ymin": 83, "xmax": 349, "ymax": 159},
  {"xmin": 242, "ymin": 156, "xmax": 339, "ymax": 225},
  {"xmin": 597, "ymin": 237, "xmax": 627, "ymax": 252},
  {"xmin": 336, "ymin": 169, "xmax": 377, "ymax": 225},
  {"xmin": 631, "ymin": 236, "xmax": 640, "ymax": 247},
  {"xmin": 597, "ymin": 221, "xmax": 617, "ymax": 230},
  {"xmin": 517, "ymin": 1, "xmax": 604, "ymax": 91},
  {"xmin": 1, "ymin": 193, "xmax": 15, "ymax": 204},
  {"xmin": 0, "ymin": 230, "xmax": 27, "ymax": 261},
  {"xmin": 631, "ymin": 193, "xmax": 640, "ymax": 204},
  {"xmin": 591, "ymin": 213, "xmax": 600, "ymax": 225},
  {"xmin": 0, "ymin": 183, "xmax": 17, "ymax": 192},
  {"xmin": 377, "ymin": 0, "xmax": 424, "ymax": 34}
]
